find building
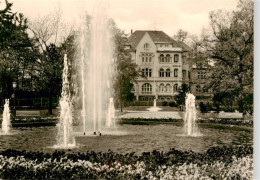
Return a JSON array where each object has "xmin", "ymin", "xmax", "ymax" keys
[
  {"xmin": 126, "ymin": 30, "xmax": 191, "ymax": 102},
  {"xmin": 189, "ymin": 63, "xmax": 213, "ymax": 103}
]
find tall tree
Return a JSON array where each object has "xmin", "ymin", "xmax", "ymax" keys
[
  {"xmin": 28, "ymin": 10, "xmax": 74, "ymax": 114},
  {"xmin": 0, "ymin": 0, "xmax": 35, "ymax": 104},
  {"xmin": 109, "ymin": 20, "xmax": 140, "ymax": 111},
  {"xmin": 208, "ymin": 0, "xmax": 253, "ymax": 114}
]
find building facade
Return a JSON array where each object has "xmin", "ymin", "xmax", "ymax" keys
[
  {"xmin": 189, "ymin": 64, "xmax": 213, "ymax": 103},
  {"xmin": 126, "ymin": 30, "xmax": 191, "ymax": 101}
]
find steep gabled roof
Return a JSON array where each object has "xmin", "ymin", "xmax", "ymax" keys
[{"xmin": 128, "ymin": 30, "xmax": 191, "ymax": 51}]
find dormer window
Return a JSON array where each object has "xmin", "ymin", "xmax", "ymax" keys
[{"xmin": 144, "ymin": 43, "xmax": 150, "ymax": 50}]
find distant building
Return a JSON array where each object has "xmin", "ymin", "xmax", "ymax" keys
[
  {"xmin": 126, "ymin": 30, "xmax": 191, "ymax": 102},
  {"xmin": 189, "ymin": 64, "xmax": 212, "ymax": 100}
]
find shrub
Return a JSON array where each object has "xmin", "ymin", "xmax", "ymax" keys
[
  {"xmin": 0, "ymin": 145, "xmax": 253, "ymax": 179},
  {"xmin": 162, "ymin": 101, "xmax": 168, "ymax": 106},
  {"xmin": 169, "ymin": 101, "xmax": 177, "ymax": 107},
  {"xmin": 199, "ymin": 102, "xmax": 208, "ymax": 113}
]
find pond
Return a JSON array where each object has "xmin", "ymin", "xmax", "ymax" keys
[{"xmin": 0, "ymin": 124, "xmax": 252, "ymax": 155}]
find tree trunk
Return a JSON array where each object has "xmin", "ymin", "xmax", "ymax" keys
[{"xmin": 48, "ymin": 95, "xmax": 53, "ymax": 115}]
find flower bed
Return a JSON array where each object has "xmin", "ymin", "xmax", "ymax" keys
[
  {"xmin": 197, "ymin": 118, "xmax": 253, "ymax": 127},
  {"xmin": 0, "ymin": 145, "xmax": 253, "ymax": 179}
]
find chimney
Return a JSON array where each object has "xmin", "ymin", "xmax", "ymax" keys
[{"xmin": 131, "ymin": 29, "xmax": 133, "ymax": 34}]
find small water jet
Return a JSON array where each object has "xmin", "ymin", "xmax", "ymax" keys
[
  {"xmin": 1, "ymin": 99, "xmax": 11, "ymax": 134},
  {"xmin": 147, "ymin": 98, "xmax": 162, "ymax": 112},
  {"xmin": 55, "ymin": 54, "xmax": 76, "ymax": 148},
  {"xmin": 183, "ymin": 93, "xmax": 200, "ymax": 136},
  {"xmin": 106, "ymin": 97, "xmax": 116, "ymax": 127}
]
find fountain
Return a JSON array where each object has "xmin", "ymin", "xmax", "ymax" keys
[
  {"xmin": 106, "ymin": 97, "xmax": 116, "ymax": 127},
  {"xmin": 147, "ymin": 98, "xmax": 162, "ymax": 112},
  {"xmin": 183, "ymin": 93, "xmax": 200, "ymax": 136},
  {"xmin": 55, "ymin": 54, "xmax": 76, "ymax": 148},
  {"xmin": 80, "ymin": 2, "xmax": 116, "ymax": 136},
  {"xmin": 1, "ymin": 99, "xmax": 11, "ymax": 134}
]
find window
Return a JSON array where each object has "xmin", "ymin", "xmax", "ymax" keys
[
  {"xmin": 173, "ymin": 84, "xmax": 178, "ymax": 92},
  {"xmin": 182, "ymin": 70, "xmax": 186, "ymax": 79},
  {"xmin": 166, "ymin": 84, "xmax": 171, "ymax": 92},
  {"xmin": 159, "ymin": 68, "xmax": 165, "ymax": 77},
  {"xmin": 142, "ymin": 68, "xmax": 152, "ymax": 77},
  {"xmin": 166, "ymin": 68, "xmax": 171, "ymax": 77},
  {"xmin": 198, "ymin": 71, "xmax": 207, "ymax": 79},
  {"xmin": 196, "ymin": 85, "xmax": 201, "ymax": 92},
  {"xmin": 141, "ymin": 53, "xmax": 153, "ymax": 63},
  {"xmin": 159, "ymin": 54, "xmax": 165, "ymax": 63},
  {"xmin": 174, "ymin": 69, "xmax": 178, "ymax": 77},
  {"xmin": 174, "ymin": 54, "xmax": 179, "ymax": 62},
  {"xmin": 203, "ymin": 72, "xmax": 206, "ymax": 79},
  {"xmin": 182, "ymin": 56, "xmax": 186, "ymax": 64},
  {"xmin": 142, "ymin": 83, "xmax": 152, "ymax": 94},
  {"xmin": 148, "ymin": 69, "xmax": 152, "ymax": 77},
  {"xmin": 166, "ymin": 54, "xmax": 171, "ymax": 62},
  {"xmin": 144, "ymin": 43, "xmax": 150, "ymax": 50},
  {"xmin": 197, "ymin": 72, "xmax": 201, "ymax": 79},
  {"xmin": 159, "ymin": 84, "xmax": 164, "ymax": 92}
]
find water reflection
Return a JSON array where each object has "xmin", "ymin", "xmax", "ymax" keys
[{"xmin": 0, "ymin": 125, "xmax": 252, "ymax": 155}]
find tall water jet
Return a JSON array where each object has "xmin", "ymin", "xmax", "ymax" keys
[
  {"xmin": 56, "ymin": 54, "xmax": 75, "ymax": 148},
  {"xmin": 183, "ymin": 93, "xmax": 200, "ymax": 136},
  {"xmin": 80, "ymin": 2, "xmax": 116, "ymax": 135},
  {"xmin": 2, "ymin": 99, "xmax": 11, "ymax": 134},
  {"xmin": 106, "ymin": 98, "xmax": 116, "ymax": 127}
]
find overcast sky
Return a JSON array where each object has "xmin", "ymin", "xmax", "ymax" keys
[{"xmin": 8, "ymin": 0, "xmax": 238, "ymax": 37}]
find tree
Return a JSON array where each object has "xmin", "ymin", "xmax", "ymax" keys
[
  {"xmin": 109, "ymin": 20, "xmax": 140, "ymax": 111},
  {"xmin": 28, "ymin": 10, "xmax": 74, "ymax": 114},
  {"xmin": 174, "ymin": 84, "xmax": 190, "ymax": 105},
  {"xmin": 174, "ymin": 29, "xmax": 188, "ymax": 42},
  {"xmin": 0, "ymin": 0, "xmax": 36, "ymax": 104},
  {"xmin": 34, "ymin": 43, "xmax": 63, "ymax": 114},
  {"xmin": 208, "ymin": 0, "xmax": 253, "ymax": 114}
]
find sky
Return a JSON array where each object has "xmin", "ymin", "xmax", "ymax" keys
[{"xmin": 5, "ymin": 0, "xmax": 238, "ymax": 37}]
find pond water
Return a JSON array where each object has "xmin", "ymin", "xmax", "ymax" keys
[{"xmin": 0, "ymin": 124, "xmax": 252, "ymax": 155}]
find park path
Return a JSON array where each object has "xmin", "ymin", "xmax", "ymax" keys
[{"xmin": 118, "ymin": 111, "xmax": 182, "ymax": 119}]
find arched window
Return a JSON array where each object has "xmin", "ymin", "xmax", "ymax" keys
[
  {"xmin": 159, "ymin": 68, "xmax": 165, "ymax": 77},
  {"xmin": 166, "ymin": 84, "xmax": 171, "ymax": 92},
  {"xmin": 142, "ymin": 83, "xmax": 152, "ymax": 94},
  {"xmin": 166, "ymin": 68, "xmax": 171, "ymax": 77},
  {"xmin": 144, "ymin": 43, "xmax": 150, "ymax": 50},
  {"xmin": 166, "ymin": 54, "xmax": 171, "ymax": 62},
  {"xmin": 159, "ymin": 83, "xmax": 164, "ymax": 92},
  {"xmin": 174, "ymin": 54, "xmax": 179, "ymax": 62},
  {"xmin": 173, "ymin": 84, "xmax": 178, "ymax": 92},
  {"xmin": 196, "ymin": 85, "xmax": 201, "ymax": 92},
  {"xmin": 174, "ymin": 69, "xmax": 178, "ymax": 77},
  {"xmin": 159, "ymin": 54, "xmax": 164, "ymax": 62}
]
